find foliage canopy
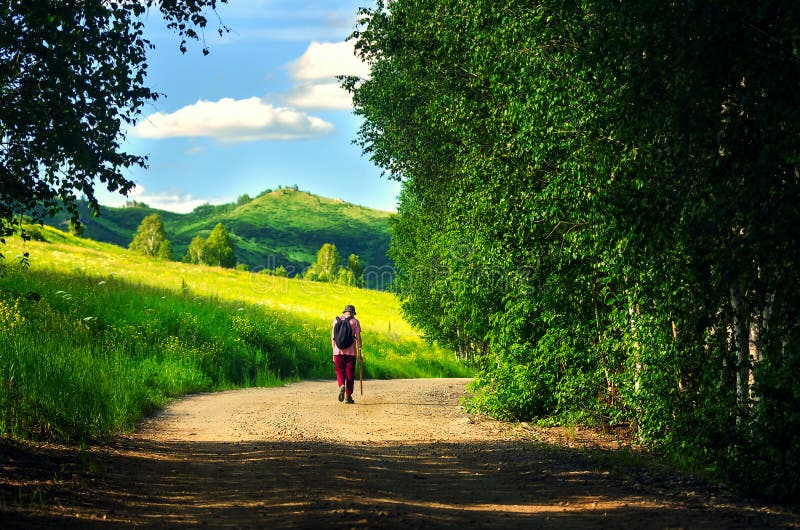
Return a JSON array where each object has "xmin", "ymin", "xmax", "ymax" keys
[
  {"xmin": 345, "ymin": 0, "xmax": 800, "ymax": 501},
  {"xmin": 204, "ymin": 222, "xmax": 236, "ymax": 268},
  {"xmin": 129, "ymin": 213, "xmax": 171, "ymax": 259},
  {"xmin": 304, "ymin": 243, "xmax": 364, "ymax": 287},
  {"xmin": 184, "ymin": 222, "xmax": 236, "ymax": 268}
]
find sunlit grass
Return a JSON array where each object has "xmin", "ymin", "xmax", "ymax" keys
[
  {"xmin": 13, "ymin": 225, "xmax": 414, "ymax": 334},
  {"xmin": 0, "ymin": 225, "xmax": 470, "ymax": 443}
]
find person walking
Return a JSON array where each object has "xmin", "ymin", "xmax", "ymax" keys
[{"xmin": 332, "ymin": 304, "xmax": 362, "ymax": 404}]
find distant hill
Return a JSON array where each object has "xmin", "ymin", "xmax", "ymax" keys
[{"xmin": 45, "ymin": 188, "xmax": 393, "ymax": 287}]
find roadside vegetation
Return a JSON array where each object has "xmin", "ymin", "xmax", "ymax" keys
[
  {"xmin": 0, "ymin": 225, "xmax": 469, "ymax": 443},
  {"xmin": 346, "ymin": 0, "xmax": 800, "ymax": 502}
]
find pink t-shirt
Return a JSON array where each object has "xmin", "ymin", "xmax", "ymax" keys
[{"xmin": 332, "ymin": 316, "xmax": 361, "ymax": 357}]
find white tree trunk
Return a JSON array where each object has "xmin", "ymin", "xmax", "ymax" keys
[
  {"xmin": 730, "ymin": 282, "xmax": 750, "ymax": 411},
  {"xmin": 748, "ymin": 291, "xmax": 774, "ymax": 403}
]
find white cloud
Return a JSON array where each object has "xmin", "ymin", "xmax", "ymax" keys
[
  {"xmin": 122, "ymin": 186, "xmax": 231, "ymax": 214},
  {"xmin": 283, "ymin": 40, "xmax": 369, "ymax": 110},
  {"xmin": 284, "ymin": 82, "xmax": 353, "ymax": 110},
  {"xmin": 133, "ymin": 97, "xmax": 335, "ymax": 142},
  {"xmin": 288, "ymin": 40, "xmax": 370, "ymax": 81}
]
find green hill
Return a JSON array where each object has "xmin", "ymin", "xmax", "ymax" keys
[{"xmin": 45, "ymin": 188, "xmax": 393, "ymax": 288}]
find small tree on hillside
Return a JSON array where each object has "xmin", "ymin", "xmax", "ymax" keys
[
  {"xmin": 304, "ymin": 243, "xmax": 341, "ymax": 282},
  {"xmin": 184, "ymin": 235, "xmax": 206, "ymax": 264},
  {"xmin": 336, "ymin": 267, "xmax": 356, "ymax": 286},
  {"xmin": 68, "ymin": 218, "xmax": 85, "ymax": 237},
  {"xmin": 204, "ymin": 223, "xmax": 236, "ymax": 268},
  {"xmin": 129, "ymin": 213, "xmax": 172, "ymax": 259},
  {"xmin": 347, "ymin": 254, "xmax": 364, "ymax": 287}
]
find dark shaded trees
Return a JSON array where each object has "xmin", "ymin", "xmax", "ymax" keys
[{"xmin": 345, "ymin": 0, "xmax": 800, "ymax": 500}]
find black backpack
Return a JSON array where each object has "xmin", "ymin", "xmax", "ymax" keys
[{"xmin": 333, "ymin": 316, "xmax": 354, "ymax": 349}]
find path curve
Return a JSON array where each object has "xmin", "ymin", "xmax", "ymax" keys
[{"xmin": 4, "ymin": 379, "xmax": 797, "ymax": 529}]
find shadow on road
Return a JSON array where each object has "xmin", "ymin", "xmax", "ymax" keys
[{"xmin": 2, "ymin": 437, "xmax": 796, "ymax": 529}]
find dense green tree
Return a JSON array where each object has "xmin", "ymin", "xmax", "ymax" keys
[
  {"xmin": 346, "ymin": 254, "xmax": 364, "ymax": 287},
  {"xmin": 204, "ymin": 223, "xmax": 236, "ymax": 268},
  {"xmin": 0, "ymin": 0, "xmax": 228, "ymax": 249},
  {"xmin": 129, "ymin": 213, "xmax": 171, "ymax": 259},
  {"xmin": 184, "ymin": 235, "xmax": 206, "ymax": 264},
  {"xmin": 335, "ymin": 268, "xmax": 356, "ymax": 286},
  {"xmin": 304, "ymin": 243, "xmax": 341, "ymax": 282},
  {"xmin": 68, "ymin": 218, "xmax": 84, "ymax": 237},
  {"xmin": 347, "ymin": 0, "xmax": 800, "ymax": 500}
]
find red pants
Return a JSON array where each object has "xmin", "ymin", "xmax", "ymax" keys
[{"xmin": 333, "ymin": 355, "xmax": 356, "ymax": 397}]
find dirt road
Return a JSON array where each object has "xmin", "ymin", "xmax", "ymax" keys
[{"xmin": 2, "ymin": 379, "xmax": 798, "ymax": 528}]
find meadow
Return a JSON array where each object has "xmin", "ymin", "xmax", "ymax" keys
[{"xmin": 0, "ymin": 225, "xmax": 470, "ymax": 443}]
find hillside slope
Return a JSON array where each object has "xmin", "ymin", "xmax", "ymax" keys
[{"xmin": 45, "ymin": 188, "xmax": 392, "ymax": 284}]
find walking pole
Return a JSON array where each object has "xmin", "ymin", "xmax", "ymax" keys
[{"xmin": 359, "ymin": 354, "xmax": 363, "ymax": 396}]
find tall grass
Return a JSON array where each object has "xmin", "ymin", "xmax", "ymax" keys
[{"xmin": 0, "ymin": 226, "xmax": 470, "ymax": 443}]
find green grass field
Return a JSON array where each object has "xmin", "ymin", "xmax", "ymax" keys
[{"xmin": 0, "ymin": 226, "xmax": 470, "ymax": 443}]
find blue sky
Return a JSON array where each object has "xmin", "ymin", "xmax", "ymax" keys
[{"xmin": 97, "ymin": 0, "xmax": 400, "ymax": 213}]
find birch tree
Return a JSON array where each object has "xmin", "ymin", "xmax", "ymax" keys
[
  {"xmin": 346, "ymin": 0, "xmax": 800, "ymax": 501},
  {"xmin": 129, "ymin": 213, "xmax": 171, "ymax": 259}
]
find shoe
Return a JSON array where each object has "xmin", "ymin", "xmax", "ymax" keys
[
  {"xmin": 338, "ymin": 385, "xmax": 345, "ymax": 402},
  {"xmin": 345, "ymin": 396, "xmax": 355, "ymax": 404}
]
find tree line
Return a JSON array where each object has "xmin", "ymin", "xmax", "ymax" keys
[
  {"xmin": 129, "ymin": 214, "xmax": 237, "ymax": 268},
  {"xmin": 344, "ymin": 0, "xmax": 800, "ymax": 501},
  {"xmin": 303, "ymin": 243, "xmax": 365, "ymax": 287},
  {"xmin": 129, "ymin": 214, "xmax": 364, "ymax": 285}
]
